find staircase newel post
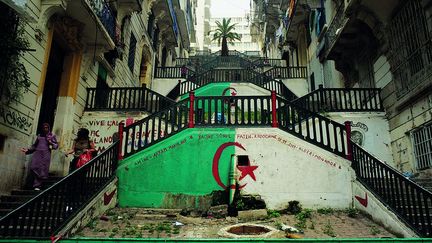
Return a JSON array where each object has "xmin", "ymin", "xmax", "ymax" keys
[
  {"xmin": 271, "ymin": 91, "xmax": 278, "ymax": 128},
  {"xmin": 118, "ymin": 122, "xmax": 124, "ymax": 160},
  {"xmin": 189, "ymin": 91, "xmax": 195, "ymax": 128},
  {"xmin": 345, "ymin": 121, "xmax": 352, "ymax": 161},
  {"xmin": 318, "ymin": 84, "xmax": 324, "ymax": 111}
]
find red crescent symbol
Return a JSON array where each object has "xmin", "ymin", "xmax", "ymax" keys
[
  {"xmin": 222, "ymin": 87, "xmax": 238, "ymax": 96},
  {"xmin": 212, "ymin": 142, "xmax": 246, "ymax": 189}
]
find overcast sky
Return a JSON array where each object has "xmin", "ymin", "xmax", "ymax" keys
[{"xmin": 210, "ymin": 0, "xmax": 250, "ymax": 17}]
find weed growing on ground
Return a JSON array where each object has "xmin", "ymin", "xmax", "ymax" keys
[
  {"xmin": 173, "ymin": 227, "xmax": 180, "ymax": 234},
  {"xmin": 294, "ymin": 209, "xmax": 312, "ymax": 229},
  {"xmin": 267, "ymin": 209, "xmax": 281, "ymax": 218},
  {"xmin": 295, "ymin": 209, "xmax": 312, "ymax": 221},
  {"xmin": 156, "ymin": 222, "xmax": 172, "ymax": 233},
  {"xmin": 236, "ymin": 199, "xmax": 245, "ymax": 210},
  {"xmin": 345, "ymin": 207, "xmax": 360, "ymax": 218},
  {"xmin": 317, "ymin": 208, "xmax": 334, "ymax": 215},
  {"xmin": 86, "ymin": 219, "xmax": 97, "ymax": 230},
  {"xmin": 323, "ymin": 220, "xmax": 336, "ymax": 237},
  {"xmin": 309, "ymin": 221, "xmax": 315, "ymax": 230},
  {"xmin": 370, "ymin": 225, "xmax": 381, "ymax": 235},
  {"xmin": 274, "ymin": 222, "xmax": 283, "ymax": 230}
]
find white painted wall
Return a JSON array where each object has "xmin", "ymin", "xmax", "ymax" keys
[
  {"xmin": 230, "ymin": 83, "xmax": 270, "ymax": 96},
  {"xmin": 281, "ymin": 78, "xmax": 308, "ymax": 97},
  {"xmin": 235, "ymin": 128, "xmax": 354, "ymax": 210},
  {"xmin": 328, "ymin": 112, "xmax": 394, "ymax": 167},
  {"xmin": 152, "ymin": 78, "xmax": 184, "ymax": 96},
  {"xmin": 80, "ymin": 112, "xmax": 149, "ymax": 152},
  {"xmin": 352, "ymin": 182, "xmax": 418, "ymax": 237}
]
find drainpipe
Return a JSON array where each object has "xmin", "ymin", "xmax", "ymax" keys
[{"xmin": 228, "ymin": 154, "xmax": 237, "ymax": 205}]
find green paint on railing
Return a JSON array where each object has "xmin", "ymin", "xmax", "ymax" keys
[
  {"xmin": 0, "ymin": 238, "xmax": 430, "ymax": 243},
  {"xmin": 117, "ymin": 128, "xmax": 236, "ymax": 208}
]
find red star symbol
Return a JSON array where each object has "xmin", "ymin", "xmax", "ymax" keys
[
  {"xmin": 237, "ymin": 165, "xmax": 258, "ymax": 181},
  {"xmin": 231, "ymin": 91, "xmax": 237, "ymax": 96}
]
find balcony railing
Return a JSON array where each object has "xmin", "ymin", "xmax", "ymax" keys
[
  {"xmin": 87, "ymin": 0, "xmax": 117, "ymax": 42},
  {"xmin": 323, "ymin": 1, "xmax": 348, "ymax": 58}
]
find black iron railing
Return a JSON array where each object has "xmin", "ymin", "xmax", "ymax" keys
[
  {"xmin": 85, "ymin": 85, "xmax": 175, "ymax": 113},
  {"xmin": 194, "ymin": 96, "xmax": 274, "ymax": 126},
  {"xmin": 87, "ymin": 0, "xmax": 117, "ymax": 42},
  {"xmin": 121, "ymin": 99, "xmax": 190, "ymax": 158},
  {"xmin": 177, "ymin": 69, "xmax": 297, "ymax": 101},
  {"xmin": 277, "ymin": 99, "xmax": 348, "ymax": 157},
  {"xmin": 323, "ymin": 1, "xmax": 348, "ymax": 58},
  {"xmin": 352, "ymin": 144, "xmax": 432, "ymax": 237},
  {"xmin": 0, "ymin": 143, "xmax": 119, "ymax": 238},
  {"xmin": 264, "ymin": 66, "xmax": 308, "ymax": 79},
  {"xmin": 252, "ymin": 58, "xmax": 286, "ymax": 68},
  {"xmin": 180, "ymin": 81, "xmax": 199, "ymax": 96},
  {"xmin": 292, "ymin": 87, "xmax": 383, "ymax": 113},
  {"xmin": 154, "ymin": 67, "xmax": 195, "ymax": 78}
]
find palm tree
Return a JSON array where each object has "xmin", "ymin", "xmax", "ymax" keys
[{"xmin": 211, "ymin": 18, "xmax": 241, "ymax": 56}]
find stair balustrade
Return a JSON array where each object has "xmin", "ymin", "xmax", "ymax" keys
[
  {"xmin": 352, "ymin": 144, "xmax": 432, "ymax": 237},
  {"xmin": 277, "ymin": 98, "xmax": 348, "ymax": 157},
  {"xmin": 0, "ymin": 143, "xmax": 119, "ymax": 238},
  {"xmin": 292, "ymin": 87, "xmax": 383, "ymax": 113},
  {"xmin": 121, "ymin": 99, "xmax": 190, "ymax": 158},
  {"xmin": 154, "ymin": 67, "xmax": 195, "ymax": 78},
  {"xmin": 193, "ymin": 96, "xmax": 275, "ymax": 127},
  {"xmin": 85, "ymin": 85, "xmax": 175, "ymax": 113},
  {"xmin": 264, "ymin": 66, "xmax": 308, "ymax": 79}
]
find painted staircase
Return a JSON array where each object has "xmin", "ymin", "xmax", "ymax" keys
[
  {"xmin": 0, "ymin": 176, "xmax": 62, "ymax": 217},
  {"xmin": 0, "ymin": 52, "xmax": 431, "ymax": 239}
]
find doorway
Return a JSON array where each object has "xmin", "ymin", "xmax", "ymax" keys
[{"xmin": 37, "ymin": 39, "xmax": 65, "ymax": 134}]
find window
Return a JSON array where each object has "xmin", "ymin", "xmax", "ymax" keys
[
  {"xmin": 0, "ymin": 134, "xmax": 5, "ymax": 153},
  {"xmin": 128, "ymin": 33, "xmax": 137, "ymax": 72},
  {"xmin": 95, "ymin": 63, "xmax": 109, "ymax": 108},
  {"xmin": 237, "ymin": 155, "xmax": 249, "ymax": 166},
  {"xmin": 388, "ymin": 0, "xmax": 432, "ymax": 98},
  {"xmin": 412, "ymin": 122, "xmax": 432, "ymax": 170}
]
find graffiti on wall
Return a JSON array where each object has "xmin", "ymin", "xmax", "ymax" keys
[
  {"xmin": 236, "ymin": 133, "xmax": 340, "ymax": 169},
  {"xmin": 0, "ymin": 106, "xmax": 32, "ymax": 133},
  {"xmin": 85, "ymin": 117, "xmax": 145, "ymax": 151},
  {"xmin": 351, "ymin": 122, "xmax": 368, "ymax": 146}
]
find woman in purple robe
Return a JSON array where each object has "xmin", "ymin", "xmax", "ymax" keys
[{"xmin": 21, "ymin": 123, "xmax": 58, "ymax": 190}]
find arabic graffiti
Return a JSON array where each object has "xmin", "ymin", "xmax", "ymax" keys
[{"xmin": 0, "ymin": 106, "xmax": 32, "ymax": 133}]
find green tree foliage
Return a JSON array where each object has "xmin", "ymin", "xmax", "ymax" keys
[
  {"xmin": 0, "ymin": 3, "xmax": 31, "ymax": 104},
  {"xmin": 211, "ymin": 18, "xmax": 241, "ymax": 56}
]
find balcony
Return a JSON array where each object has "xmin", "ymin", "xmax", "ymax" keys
[
  {"xmin": 66, "ymin": 0, "xmax": 117, "ymax": 50},
  {"xmin": 117, "ymin": 0, "xmax": 142, "ymax": 13},
  {"xmin": 173, "ymin": 0, "xmax": 191, "ymax": 48},
  {"xmin": 152, "ymin": 0, "xmax": 179, "ymax": 46},
  {"xmin": 284, "ymin": 0, "xmax": 321, "ymax": 43}
]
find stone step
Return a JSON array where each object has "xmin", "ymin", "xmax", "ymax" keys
[
  {"xmin": 134, "ymin": 214, "xmax": 177, "ymax": 221},
  {"xmin": 0, "ymin": 195, "xmax": 34, "ymax": 203},
  {"xmin": 0, "ymin": 201, "xmax": 23, "ymax": 210},
  {"xmin": 139, "ymin": 208, "xmax": 182, "ymax": 215},
  {"xmin": 10, "ymin": 190, "xmax": 41, "ymax": 196}
]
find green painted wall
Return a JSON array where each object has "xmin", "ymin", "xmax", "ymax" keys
[
  {"xmin": 117, "ymin": 128, "xmax": 235, "ymax": 208},
  {"xmin": 180, "ymin": 83, "xmax": 231, "ymax": 100}
]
